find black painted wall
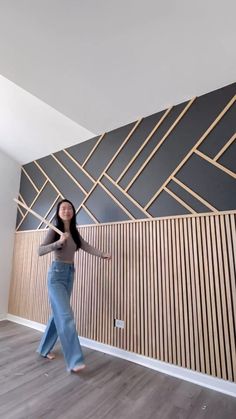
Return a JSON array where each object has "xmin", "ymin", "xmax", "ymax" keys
[{"xmin": 16, "ymin": 82, "xmax": 236, "ymax": 230}]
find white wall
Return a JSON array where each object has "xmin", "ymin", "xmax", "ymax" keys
[{"xmin": 0, "ymin": 149, "xmax": 20, "ymax": 319}]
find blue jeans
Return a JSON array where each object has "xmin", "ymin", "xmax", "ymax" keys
[{"xmin": 37, "ymin": 261, "xmax": 84, "ymax": 371}]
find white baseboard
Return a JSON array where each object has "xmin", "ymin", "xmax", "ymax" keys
[
  {"xmin": 6, "ymin": 313, "xmax": 236, "ymax": 398},
  {"xmin": 0, "ymin": 313, "xmax": 7, "ymax": 321}
]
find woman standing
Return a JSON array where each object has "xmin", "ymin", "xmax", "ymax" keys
[{"xmin": 37, "ymin": 199, "xmax": 111, "ymax": 373}]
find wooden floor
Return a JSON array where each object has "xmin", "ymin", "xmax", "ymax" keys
[{"xmin": 0, "ymin": 321, "xmax": 236, "ymax": 419}]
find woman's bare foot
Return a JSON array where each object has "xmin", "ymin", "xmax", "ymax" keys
[
  {"xmin": 45, "ymin": 352, "xmax": 56, "ymax": 360},
  {"xmin": 71, "ymin": 364, "xmax": 86, "ymax": 373}
]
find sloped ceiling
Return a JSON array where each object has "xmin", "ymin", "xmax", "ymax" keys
[{"xmin": 0, "ymin": 0, "xmax": 235, "ymax": 164}]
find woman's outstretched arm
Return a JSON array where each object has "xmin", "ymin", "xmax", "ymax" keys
[{"xmin": 79, "ymin": 236, "xmax": 111, "ymax": 259}]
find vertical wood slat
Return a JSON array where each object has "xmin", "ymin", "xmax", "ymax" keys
[
  {"xmin": 169, "ymin": 219, "xmax": 176, "ymax": 365},
  {"xmin": 134, "ymin": 223, "xmax": 141, "ymax": 354},
  {"xmin": 8, "ymin": 211, "xmax": 236, "ymax": 383},
  {"xmin": 139, "ymin": 221, "xmax": 145, "ymax": 356},
  {"xmin": 124, "ymin": 222, "xmax": 128, "ymax": 350},
  {"xmin": 163, "ymin": 219, "xmax": 169, "ymax": 362},
  {"xmin": 211, "ymin": 216, "xmax": 227, "ymax": 379},
  {"xmin": 149, "ymin": 220, "xmax": 156, "ymax": 359},
  {"xmin": 187, "ymin": 218, "xmax": 199, "ymax": 372},
  {"xmin": 205, "ymin": 216, "xmax": 220, "ymax": 377},
  {"xmin": 201, "ymin": 216, "xmax": 216, "ymax": 377},
  {"xmin": 226, "ymin": 215, "xmax": 236, "ymax": 381},
  {"xmin": 192, "ymin": 217, "xmax": 205, "ymax": 372},
  {"xmin": 159, "ymin": 219, "xmax": 165, "ymax": 361},
  {"xmin": 176, "ymin": 219, "xmax": 185, "ymax": 366},
  {"xmin": 180, "ymin": 218, "xmax": 190, "ymax": 369},
  {"xmin": 183, "ymin": 218, "xmax": 194, "ymax": 370},
  {"xmin": 215, "ymin": 215, "xmax": 233, "ymax": 381},
  {"xmin": 143, "ymin": 221, "xmax": 148, "ymax": 356},
  {"xmin": 131, "ymin": 222, "xmax": 136, "ymax": 354},
  {"xmin": 220, "ymin": 216, "xmax": 236, "ymax": 382},
  {"xmin": 196, "ymin": 216, "xmax": 210, "ymax": 374}
]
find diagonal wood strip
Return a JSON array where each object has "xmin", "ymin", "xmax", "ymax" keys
[
  {"xmin": 14, "ymin": 198, "xmax": 63, "ymax": 236},
  {"xmin": 34, "ymin": 160, "xmax": 64, "ymax": 198},
  {"xmin": 21, "ymin": 167, "xmax": 39, "ymax": 193},
  {"xmin": 82, "ymin": 204, "xmax": 99, "ymax": 223},
  {"xmin": 116, "ymin": 107, "xmax": 172, "ymax": 184},
  {"xmin": 104, "ymin": 173, "xmax": 151, "ymax": 218},
  {"xmin": 63, "ymin": 149, "xmax": 96, "ymax": 183},
  {"xmin": 17, "ymin": 205, "xmax": 24, "ymax": 217},
  {"xmin": 195, "ymin": 149, "xmax": 236, "ymax": 179},
  {"xmin": 37, "ymin": 194, "xmax": 61, "ymax": 230},
  {"xmin": 164, "ymin": 186, "xmax": 196, "ymax": 214},
  {"xmin": 51, "ymin": 154, "xmax": 88, "ymax": 195},
  {"xmin": 75, "ymin": 119, "xmax": 142, "ymax": 214},
  {"xmin": 16, "ymin": 180, "xmax": 48, "ymax": 230},
  {"xmin": 172, "ymin": 177, "xmax": 218, "ymax": 212},
  {"xmin": 82, "ymin": 133, "xmax": 106, "ymax": 168},
  {"xmin": 98, "ymin": 181, "xmax": 135, "ymax": 220},
  {"xmin": 213, "ymin": 133, "xmax": 236, "ymax": 161},
  {"xmin": 126, "ymin": 98, "xmax": 196, "ymax": 192},
  {"xmin": 145, "ymin": 94, "xmax": 236, "ymax": 210}
]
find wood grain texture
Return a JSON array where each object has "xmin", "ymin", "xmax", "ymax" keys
[{"xmin": 8, "ymin": 211, "xmax": 236, "ymax": 383}]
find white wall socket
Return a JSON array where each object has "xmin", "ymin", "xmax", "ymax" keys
[{"xmin": 114, "ymin": 319, "xmax": 125, "ymax": 328}]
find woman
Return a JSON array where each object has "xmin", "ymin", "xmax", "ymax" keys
[{"xmin": 37, "ymin": 199, "xmax": 111, "ymax": 373}]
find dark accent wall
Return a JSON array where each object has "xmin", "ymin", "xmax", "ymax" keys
[{"xmin": 16, "ymin": 83, "xmax": 236, "ymax": 230}]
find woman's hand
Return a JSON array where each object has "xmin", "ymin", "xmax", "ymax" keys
[
  {"xmin": 102, "ymin": 252, "xmax": 112, "ymax": 260},
  {"xmin": 58, "ymin": 232, "xmax": 70, "ymax": 245}
]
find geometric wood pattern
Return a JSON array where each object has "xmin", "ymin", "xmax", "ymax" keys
[
  {"xmin": 8, "ymin": 210, "xmax": 236, "ymax": 383},
  {"xmin": 16, "ymin": 83, "xmax": 236, "ymax": 231}
]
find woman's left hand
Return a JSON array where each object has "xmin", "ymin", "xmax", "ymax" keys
[{"xmin": 102, "ymin": 252, "xmax": 112, "ymax": 260}]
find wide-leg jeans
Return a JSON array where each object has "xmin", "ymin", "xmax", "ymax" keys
[{"xmin": 37, "ymin": 261, "xmax": 84, "ymax": 371}]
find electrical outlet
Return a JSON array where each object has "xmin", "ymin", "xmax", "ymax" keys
[{"xmin": 114, "ymin": 319, "xmax": 125, "ymax": 328}]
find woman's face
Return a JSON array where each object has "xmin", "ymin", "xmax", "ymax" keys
[{"xmin": 58, "ymin": 202, "xmax": 74, "ymax": 222}]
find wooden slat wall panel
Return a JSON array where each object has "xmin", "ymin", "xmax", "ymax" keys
[{"xmin": 8, "ymin": 211, "xmax": 236, "ymax": 382}]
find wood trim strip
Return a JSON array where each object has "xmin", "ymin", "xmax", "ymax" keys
[
  {"xmin": 172, "ymin": 177, "xmax": 218, "ymax": 212},
  {"xmin": 116, "ymin": 107, "xmax": 172, "ymax": 183},
  {"xmin": 194, "ymin": 149, "xmax": 236, "ymax": 179},
  {"xmin": 34, "ymin": 160, "xmax": 64, "ymax": 198},
  {"xmin": 51, "ymin": 154, "xmax": 88, "ymax": 195},
  {"xmin": 145, "ymin": 94, "xmax": 236, "ymax": 209},
  {"xmin": 164, "ymin": 186, "xmax": 196, "ymax": 214},
  {"xmin": 37, "ymin": 194, "xmax": 60, "ymax": 229},
  {"xmin": 15, "ymin": 209, "xmax": 236, "ymax": 232},
  {"xmin": 81, "ymin": 204, "xmax": 99, "ymax": 224},
  {"xmin": 75, "ymin": 120, "xmax": 142, "ymax": 215},
  {"xmin": 98, "ymin": 181, "xmax": 135, "ymax": 220},
  {"xmin": 15, "ymin": 180, "xmax": 48, "ymax": 230},
  {"xmin": 104, "ymin": 173, "xmax": 151, "ymax": 218},
  {"xmin": 82, "ymin": 133, "xmax": 106, "ymax": 168},
  {"xmin": 213, "ymin": 133, "xmax": 236, "ymax": 161},
  {"xmin": 126, "ymin": 98, "xmax": 196, "ymax": 192},
  {"xmin": 14, "ymin": 197, "xmax": 63, "ymax": 236},
  {"xmin": 63, "ymin": 149, "xmax": 96, "ymax": 183},
  {"xmin": 17, "ymin": 205, "xmax": 24, "ymax": 217},
  {"xmin": 22, "ymin": 167, "xmax": 39, "ymax": 193}
]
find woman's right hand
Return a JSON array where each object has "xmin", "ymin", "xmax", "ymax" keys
[{"xmin": 58, "ymin": 232, "xmax": 70, "ymax": 245}]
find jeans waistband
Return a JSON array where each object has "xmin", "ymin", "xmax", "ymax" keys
[{"xmin": 51, "ymin": 260, "xmax": 74, "ymax": 269}]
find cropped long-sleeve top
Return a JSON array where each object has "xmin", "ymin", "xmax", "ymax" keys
[{"xmin": 38, "ymin": 228, "xmax": 104, "ymax": 262}]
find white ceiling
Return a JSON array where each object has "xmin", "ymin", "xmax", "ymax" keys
[
  {"xmin": 0, "ymin": 0, "xmax": 235, "ymax": 164},
  {"xmin": 0, "ymin": 75, "xmax": 94, "ymax": 164}
]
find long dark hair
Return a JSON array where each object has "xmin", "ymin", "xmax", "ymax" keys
[{"xmin": 54, "ymin": 199, "xmax": 81, "ymax": 249}]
